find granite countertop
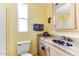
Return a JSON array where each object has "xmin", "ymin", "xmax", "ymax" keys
[{"xmin": 40, "ymin": 37, "xmax": 79, "ymax": 56}]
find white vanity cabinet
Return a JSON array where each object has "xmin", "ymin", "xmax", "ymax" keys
[{"xmin": 39, "ymin": 38, "xmax": 73, "ymax": 56}]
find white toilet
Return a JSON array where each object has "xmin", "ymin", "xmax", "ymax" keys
[{"xmin": 17, "ymin": 40, "xmax": 32, "ymax": 56}]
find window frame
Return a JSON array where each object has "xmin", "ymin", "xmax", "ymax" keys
[{"xmin": 17, "ymin": 3, "xmax": 28, "ymax": 32}]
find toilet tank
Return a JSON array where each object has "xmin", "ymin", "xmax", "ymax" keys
[{"xmin": 17, "ymin": 41, "xmax": 31, "ymax": 55}]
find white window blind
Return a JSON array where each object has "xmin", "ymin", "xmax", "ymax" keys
[{"xmin": 17, "ymin": 3, "xmax": 28, "ymax": 32}]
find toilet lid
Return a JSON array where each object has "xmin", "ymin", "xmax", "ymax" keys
[{"xmin": 21, "ymin": 53, "xmax": 32, "ymax": 56}]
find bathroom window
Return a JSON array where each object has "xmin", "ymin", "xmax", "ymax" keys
[{"xmin": 17, "ymin": 3, "xmax": 28, "ymax": 32}]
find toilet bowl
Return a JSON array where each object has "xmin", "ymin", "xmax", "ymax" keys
[{"xmin": 17, "ymin": 40, "xmax": 32, "ymax": 56}]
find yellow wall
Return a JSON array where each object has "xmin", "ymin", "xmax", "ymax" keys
[
  {"xmin": 0, "ymin": 3, "xmax": 30, "ymax": 56},
  {"xmin": 28, "ymin": 3, "xmax": 48, "ymax": 55},
  {"xmin": 45, "ymin": 4, "xmax": 53, "ymax": 34},
  {"xmin": 0, "ymin": 3, "xmax": 17, "ymax": 56},
  {"xmin": 1, "ymin": 3, "xmax": 79, "ymax": 56},
  {"xmin": 6, "ymin": 4, "xmax": 30, "ymax": 56},
  {"xmin": 28, "ymin": 4, "xmax": 54, "ymax": 55},
  {"xmin": 0, "ymin": 3, "xmax": 53, "ymax": 56}
]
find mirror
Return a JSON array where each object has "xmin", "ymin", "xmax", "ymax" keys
[{"xmin": 54, "ymin": 3, "xmax": 76, "ymax": 31}]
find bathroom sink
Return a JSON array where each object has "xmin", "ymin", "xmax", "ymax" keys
[{"xmin": 52, "ymin": 39, "xmax": 72, "ymax": 46}]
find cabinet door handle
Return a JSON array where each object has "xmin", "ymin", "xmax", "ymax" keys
[{"xmin": 41, "ymin": 46, "xmax": 45, "ymax": 50}]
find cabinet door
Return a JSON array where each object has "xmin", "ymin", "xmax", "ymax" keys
[
  {"xmin": 50, "ymin": 45, "xmax": 72, "ymax": 56},
  {"xmin": 39, "ymin": 40, "xmax": 47, "ymax": 56},
  {"xmin": 50, "ymin": 45, "xmax": 60, "ymax": 56},
  {"xmin": 54, "ymin": 3, "xmax": 76, "ymax": 31},
  {"xmin": 44, "ymin": 42, "xmax": 50, "ymax": 56}
]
